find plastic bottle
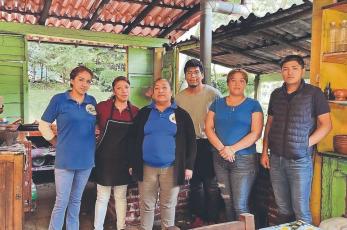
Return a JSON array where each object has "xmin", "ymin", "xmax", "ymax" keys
[
  {"xmin": 329, "ymin": 21, "xmax": 338, "ymax": 53},
  {"xmin": 339, "ymin": 20, "xmax": 347, "ymax": 52},
  {"xmin": 31, "ymin": 180, "xmax": 37, "ymax": 211}
]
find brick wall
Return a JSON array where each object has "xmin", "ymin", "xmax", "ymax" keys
[{"xmin": 106, "ymin": 183, "xmax": 190, "ymax": 226}]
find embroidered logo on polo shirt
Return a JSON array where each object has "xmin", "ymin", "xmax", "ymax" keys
[
  {"xmin": 86, "ymin": 104, "xmax": 96, "ymax": 115},
  {"xmin": 169, "ymin": 113, "xmax": 176, "ymax": 124}
]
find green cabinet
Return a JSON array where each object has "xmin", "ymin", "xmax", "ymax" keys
[{"xmin": 321, "ymin": 152, "xmax": 347, "ymax": 220}]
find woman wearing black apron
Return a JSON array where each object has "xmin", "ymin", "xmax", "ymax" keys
[{"xmin": 94, "ymin": 76, "xmax": 138, "ymax": 230}]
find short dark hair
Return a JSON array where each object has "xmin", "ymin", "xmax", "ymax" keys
[
  {"xmin": 112, "ymin": 76, "xmax": 130, "ymax": 88},
  {"xmin": 280, "ymin": 55, "xmax": 305, "ymax": 69},
  {"xmin": 69, "ymin": 66, "xmax": 93, "ymax": 87},
  {"xmin": 184, "ymin": 59, "xmax": 204, "ymax": 75}
]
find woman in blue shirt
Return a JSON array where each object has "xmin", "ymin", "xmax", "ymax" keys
[
  {"xmin": 39, "ymin": 66, "xmax": 97, "ymax": 230},
  {"xmin": 205, "ymin": 69, "xmax": 263, "ymax": 221},
  {"xmin": 130, "ymin": 78, "xmax": 196, "ymax": 230}
]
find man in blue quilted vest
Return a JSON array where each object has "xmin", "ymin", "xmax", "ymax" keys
[{"xmin": 261, "ymin": 55, "xmax": 332, "ymax": 224}]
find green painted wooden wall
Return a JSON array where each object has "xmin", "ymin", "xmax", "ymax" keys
[
  {"xmin": 0, "ymin": 34, "xmax": 28, "ymax": 122},
  {"xmin": 128, "ymin": 47, "xmax": 154, "ymax": 108}
]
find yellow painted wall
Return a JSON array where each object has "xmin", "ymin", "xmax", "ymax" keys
[
  {"xmin": 318, "ymin": 9, "xmax": 347, "ymax": 153},
  {"xmin": 310, "ymin": 1, "xmax": 347, "ymax": 225}
]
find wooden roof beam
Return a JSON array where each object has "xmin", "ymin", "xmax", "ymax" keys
[
  {"xmin": 38, "ymin": 0, "xmax": 52, "ymax": 25},
  {"xmin": 181, "ymin": 49, "xmax": 266, "ymax": 75},
  {"xmin": 83, "ymin": 0, "xmax": 110, "ymax": 30},
  {"xmin": 158, "ymin": 4, "xmax": 200, "ymax": 38},
  {"xmin": 116, "ymin": 0, "xmax": 197, "ymax": 10},
  {"xmin": 123, "ymin": 0, "xmax": 161, "ymax": 34}
]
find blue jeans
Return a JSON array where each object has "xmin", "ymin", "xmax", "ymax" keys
[
  {"xmin": 213, "ymin": 153, "xmax": 258, "ymax": 221},
  {"xmin": 269, "ymin": 154, "xmax": 313, "ymax": 224},
  {"xmin": 49, "ymin": 168, "xmax": 92, "ymax": 230}
]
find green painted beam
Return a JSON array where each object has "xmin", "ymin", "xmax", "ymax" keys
[{"xmin": 0, "ymin": 22, "xmax": 168, "ymax": 48}]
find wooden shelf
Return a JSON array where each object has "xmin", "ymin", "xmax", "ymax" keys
[
  {"xmin": 322, "ymin": 1, "xmax": 347, "ymax": 12},
  {"xmin": 319, "ymin": 151, "xmax": 347, "ymax": 159},
  {"xmin": 322, "ymin": 52, "xmax": 347, "ymax": 64},
  {"xmin": 329, "ymin": 100, "xmax": 347, "ymax": 105}
]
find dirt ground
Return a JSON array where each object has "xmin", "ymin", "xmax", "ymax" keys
[{"xmin": 23, "ymin": 182, "xmax": 189, "ymax": 230}]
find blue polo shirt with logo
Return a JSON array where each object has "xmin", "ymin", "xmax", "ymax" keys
[
  {"xmin": 143, "ymin": 101, "xmax": 177, "ymax": 168},
  {"xmin": 41, "ymin": 91, "xmax": 97, "ymax": 170}
]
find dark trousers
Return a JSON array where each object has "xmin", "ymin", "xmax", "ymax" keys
[{"xmin": 189, "ymin": 139, "xmax": 221, "ymax": 222}]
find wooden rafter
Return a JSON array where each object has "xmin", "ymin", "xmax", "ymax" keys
[
  {"xmin": 116, "ymin": 0, "xmax": 197, "ymax": 10},
  {"xmin": 122, "ymin": 0, "xmax": 161, "ymax": 34},
  {"xmin": 158, "ymin": 3, "xmax": 200, "ymax": 38},
  {"xmin": 38, "ymin": 0, "xmax": 52, "ymax": 25},
  {"xmin": 83, "ymin": 0, "xmax": 110, "ymax": 30}
]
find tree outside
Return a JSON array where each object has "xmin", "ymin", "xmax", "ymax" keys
[{"xmin": 28, "ymin": 42, "xmax": 126, "ymax": 122}]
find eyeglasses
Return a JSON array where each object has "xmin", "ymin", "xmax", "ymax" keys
[{"xmin": 186, "ymin": 71, "xmax": 201, "ymax": 77}]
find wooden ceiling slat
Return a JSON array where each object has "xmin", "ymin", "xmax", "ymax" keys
[{"xmin": 115, "ymin": 0, "xmax": 196, "ymax": 10}]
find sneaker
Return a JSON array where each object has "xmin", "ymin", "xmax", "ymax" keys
[{"xmin": 189, "ymin": 217, "xmax": 205, "ymax": 228}]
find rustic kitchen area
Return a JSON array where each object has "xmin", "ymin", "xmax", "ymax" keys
[{"xmin": 2, "ymin": 0, "xmax": 347, "ymax": 229}]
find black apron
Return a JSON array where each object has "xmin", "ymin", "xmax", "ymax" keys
[{"xmin": 94, "ymin": 102, "xmax": 134, "ymax": 186}]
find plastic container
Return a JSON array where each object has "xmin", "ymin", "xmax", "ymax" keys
[{"xmin": 31, "ymin": 180, "xmax": 37, "ymax": 211}]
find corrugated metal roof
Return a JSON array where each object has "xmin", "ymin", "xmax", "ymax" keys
[
  {"xmin": 172, "ymin": 0, "xmax": 312, "ymax": 75},
  {"xmin": 0, "ymin": 0, "xmax": 201, "ymax": 41}
]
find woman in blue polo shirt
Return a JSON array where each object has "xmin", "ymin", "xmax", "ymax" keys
[
  {"xmin": 205, "ymin": 69, "xmax": 263, "ymax": 221},
  {"xmin": 38, "ymin": 66, "xmax": 97, "ymax": 230},
  {"xmin": 130, "ymin": 78, "xmax": 196, "ymax": 230}
]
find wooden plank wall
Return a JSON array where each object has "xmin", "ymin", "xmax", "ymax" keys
[{"xmin": 0, "ymin": 34, "xmax": 27, "ymax": 121}]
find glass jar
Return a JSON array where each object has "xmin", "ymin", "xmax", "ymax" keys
[
  {"xmin": 339, "ymin": 20, "xmax": 347, "ymax": 52},
  {"xmin": 329, "ymin": 21, "xmax": 338, "ymax": 53}
]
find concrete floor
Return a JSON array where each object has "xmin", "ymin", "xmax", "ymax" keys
[
  {"xmin": 24, "ymin": 183, "xmax": 94, "ymax": 230},
  {"xmin": 23, "ymin": 181, "xmax": 192, "ymax": 230},
  {"xmin": 23, "ymin": 182, "xmax": 128, "ymax": 230}
]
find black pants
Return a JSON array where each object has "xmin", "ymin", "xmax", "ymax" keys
[{"xmin": 189, "ymin": 139, "xmax": 221, "ymax": 222}]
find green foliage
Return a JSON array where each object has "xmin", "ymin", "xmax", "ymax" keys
[
  {"xmin": 212, "ymin": 78, "xmax": 228, "ymax": 95},
  {"xmin": 28, "ymin": 42, "xmax": 126, "ymax": 84},
  {"xmin": 99, "ymin": 69, "xmax": 125, "ymax": 92}
]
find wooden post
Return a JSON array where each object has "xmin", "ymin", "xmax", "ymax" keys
[{"xmin": 240, "ymin": 213, "xmax": 255, "ymax": 230}]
